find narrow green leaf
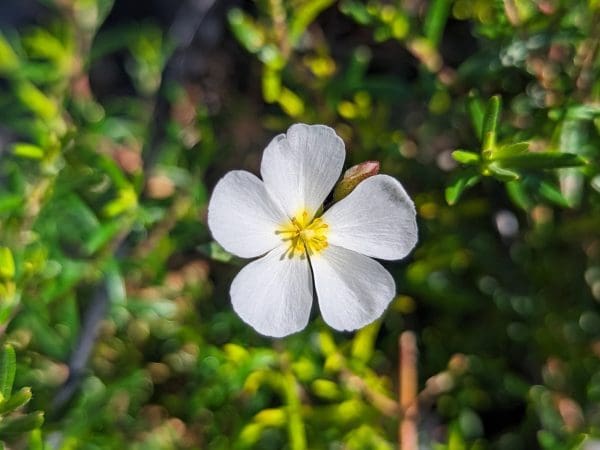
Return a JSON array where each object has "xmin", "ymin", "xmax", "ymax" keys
[
  {"xmin": 0, "ymin": 387, "xmax": 32, "ymax": 414},
  {"xmin": 481, "ymin": 95, "xmax": 501, "ymax": 150},
  {"xmin": 0, "ymin": 411, "xmax": 44, "ymax": 436},
  {"xmin": 0, "ymin": 248, "xmax": 15, "ymax": 280},
  {"xmin": 351, "ymin": 321, "xmax": 381, "ymax": 363},
  {"xmin": 0, "ymin": 33, "xmax": 19, "ymax": 75},
  {"xmin": 482, "ymin": 96, "xmax": 501, "ymax": 140},
  {"xmin": 566, "ymin": 103, "xmax": 600, "ymax": 120},
  {"xmin": 209, "ymin": 241, "xmax": 233, "ymax": 263},
  {"xmin": 28, "ymin": 428, "xmax": 44, "ymax": 450},
  {"xmin": 11, "ymin": 143, "xmax": 45, "ymax": 160},
  {"xmin": 258, "ymin": 44, "xmax": 286, "ymax": 69},
  {"xmin": 467, "ymin": 92, "xmax": 485, "ymax": 139},
  {"xmin": 22, "ymin": 28, "xmax": 67, "ymax": 63},
  {"xmin": 423, "ymin": 0, "xmax": 451, "ymax": 47},
  {"xmin": 15, "ymin": 81, "xmax": 58, "ymax": 121},
  {"xmin": 277, "ymin": 88, "xmax": 305, "ymax": 118},
  {"xmin": 451, "ymin": 150, "xmax": 480, "ymax": 165},
  {"xmin": 262, "ymin": 66, "xmax": 281, "ymax": 103},
  {"xmin": 539, "ymin": 181, "xmax": 570, "ymax": 207},
  {"xmin": 289, "ymin": 0, "xmax": 335, "ymax": 45},
  {"xmin": 239, "ymin": 423, "xmax": 264, "ymax": 446},
  {"xmin": 445, "ymin": 170, "xmax": 481, "ymax": 205},
  {"xmin": 487, "ymin": 163, "xmax": 520, "ymax": 181},
  {"xmin": 0, "ymin": 345, "xmax": 16, "ymax": 398},
  {"xmin": 506, "ymin": 181, "xmax": 532, "ymax": 210},
  {"xmin": 311, "ymin": 379, "xmax": 341, "ymax": 400},
  {"xmin": 84, "ymin": 220, "xmax": 124, "ymax": 255},
  {"xmin": 0, "ymin": 195, "xmax": 23, "ymax": 214},
  {"xmin": 493, "ymin": 142, "xmax": 529, "ymax": 158},
  {"xmin": 339, "ymin": 0, "xmax": 372, "ymax": 25},
  {"xmin": 227, "ymin": 8, "xmax": 265, "ymax": 54},
  {"xmin": 495, "ymin": 152, "xmax": 586, "ymax": 170}
]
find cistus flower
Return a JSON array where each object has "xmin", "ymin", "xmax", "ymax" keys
[{"xmin": 208, "ymin": 124, "xmax": 418, "ymax": 337}]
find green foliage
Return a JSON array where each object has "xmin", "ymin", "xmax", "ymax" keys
[
  {"xmin": 0, "ymin": 0, "xmax": 599, "ymax": 449},
  {"xmin": 0, "ymin": 345, "xmax": 43, "ymax": 444},
  {"xmin": 447, "ymin": 95, "xmax": 587, "ymax": 205}
]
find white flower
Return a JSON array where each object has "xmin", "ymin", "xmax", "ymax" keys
[{"xmin": 208, "ymin": 124, "xmax": 418, "ymax": 337}]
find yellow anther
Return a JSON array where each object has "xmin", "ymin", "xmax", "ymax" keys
[{"xmin": 276, "ymin": 209, "xmax": 329, "ymax": 258}]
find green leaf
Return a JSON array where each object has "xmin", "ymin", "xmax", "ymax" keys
[
  {"xmin": 262, "ymin": 66, "xmax": 282, "ymax": 103},
  {"xmin": 311, "ymin": 379, "xmax": 342, "ymax": 400},
  {"xmin": 0, "ymin": 345, "xmax": 16, "ymax": 399},
  {"xmin": 11, "ymin": 143, "xmax": 45, "ymax": 160},
  {"xmin": 451, "ymin": 150, "xmax": 480, "ymax": 165},
  {"xmin": 481, "ymin": 95, "xmax": 501, "ymax": 151},
  {"xmin": 15, "ymin": 81, "xmax": 58, "ymax": 122},
  {"xmin": 277, "ymin": 88, "xmax": 305, "ymax": 118},
  {"xmin": 423, "ymin": 0, "xmax": 451, "ymax": 47},
  {"xmin": 0, "ymin": 387, "xmax": 32, "ymax": 414},
  {"xmin": 208, "ymin": 241, "xmax": 233, "ymax": 263},
  {"xmin": 227, "ymin": 8, "xmax": 265, "ymax": 54},
  {"xmin": 445, "ymin": 170, "xmax": 481, "ymax": 205},
  {"xmin": 84, "ymin": 220, "xmax": 123, "ymax": 255},
  {"xmin": 487, "ymin": 163, "xmax": 520, "ymax": 181},
  {"xmin": 495, "ymin": 152, "xmax": 586, "ymax": 170},
  {"xmin": 28, "ymin": 429, "xmax": 44, "ymax": 450},
  {"xmin": 0, "ymin": 248, "xmax": 15, "ymax": 280},
  {"xmin": 539, "ymin": 180, "xmax": 570, "ymax": 207},
  {"xmin": 467, "ymin": 92, "xmax": 485, "ymax": 139},
  {"xmin": 258, "ymin": 44, "xmax": 286, "ymax": 69},
  {"xmin": 289, "ymin": 0, "xmax": 335, "ymax": 45},
  {"xmin": 0, "ymin": 411, "xmax": 44, "ymax": 436},
  {"xmin": 0, "ymin": 195, "xmax": 23, "ymax": 214},
  {"xmin": 339, "ymin": 0, "xmax": 373, "ymax": 25},
  {"xmin": 493, "ymin": 141, "xmax": 529, "ymax": 158},
  {"xmin": 566, "ymin": 103, "xmax": 600, "ymax": 120},
  {"xmin": 351, "ymin": 321, "xmax": 381, "ymax": 363},
  {"xmin": 506, "ymin": 181, "xmax": 530, "ymax": 211},
  {"xmin": 0, "ymin": 33, "xmax": 19, "ymax": 75}
]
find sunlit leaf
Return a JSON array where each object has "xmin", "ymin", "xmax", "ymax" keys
[
  {"xmin": 0, "ymin": 345, "xmax": 16, "ymax": 399},
  {"xmin": 481, "ymin": 95, "xmax": 501, "ymax": 150},
  {"xmin": 445, "ymin": 169, "xmax": 481, "ymax": 205},
  {"xmin": 451, "ymin": 150, "xmax": 480, "ymax": 165},
  {"xmin": 289, "ymin": 0, "xmax": 335, "ymax": 45}
]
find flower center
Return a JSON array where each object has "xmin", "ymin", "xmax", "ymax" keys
[{"xmin": 276, "ymin": 210, "xmax": 329, "ymax": 258}]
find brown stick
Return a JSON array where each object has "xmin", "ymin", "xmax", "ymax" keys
[{"xmin": 399, "ymin": 331, "xmax": 418, "ymax": 450}]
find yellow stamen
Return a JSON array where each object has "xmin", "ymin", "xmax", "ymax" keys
[{"xmin": 275, "ymin": 209, "xmax": 329, "ymax": 258}]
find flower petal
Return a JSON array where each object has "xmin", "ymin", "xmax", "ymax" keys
[
  {"xmin": 230, "ymin": 246, "xmax": 313, "ymax": 337},
  {"xmin": 208, "ymin": 170, "xmax": 286, "ymax": 258},
  {"xmin": 261, "ymin": 124, "xmax": 345, "ymax": 218},
  {"xmin": 311, "ymin": 245, "xmax": 395, "ymax": 331},
  {"xmin": 322, "ymin": 174, "xmax": 418, "ymax": 260}
]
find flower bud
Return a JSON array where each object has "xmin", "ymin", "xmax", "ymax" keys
[{"xmin": 333, "ymin": 161, "xmax": 380, "ymax": 202}]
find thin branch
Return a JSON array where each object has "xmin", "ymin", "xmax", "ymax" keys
[{"xmin": 398, "ymin": 331, "xmax": 419, "ymax": 450}]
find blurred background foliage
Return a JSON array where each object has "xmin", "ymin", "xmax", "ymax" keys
[{"xmin": 0, "ymin": 0, "xmax": 599, "ymax": 448}]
